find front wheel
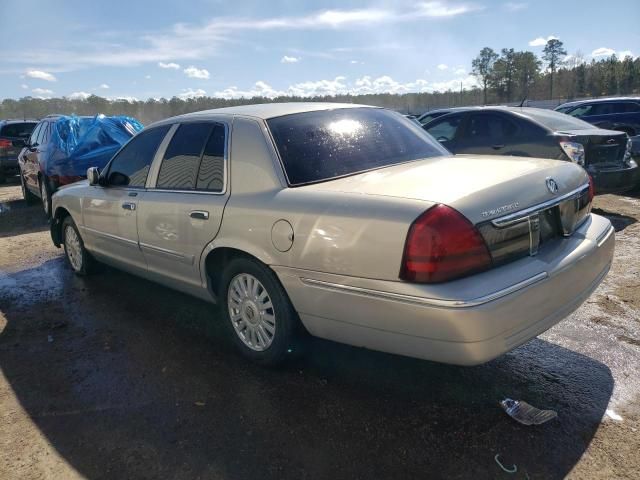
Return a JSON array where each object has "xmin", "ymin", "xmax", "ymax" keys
[
  {"xmin": 221, "ymin": 257, "xmax": 299, "ymax": 366},
  {"xmin": 62, "ymin": 216, "xmax": 95, "ymax": 275}
]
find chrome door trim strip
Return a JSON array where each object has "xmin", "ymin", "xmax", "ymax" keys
[
  {"xmin": 139, "ymin": 242, "xmax": 195, "ymax": 265},
  {"xmin": 491, "ymin": 183, "xmax": 589, "ymax": 227},
  {"xmin": 299, "ymin": 272, "xmax": 549, "ymax": 309},
  {"xmin": 80, "ymin": 226, "xmax": 139, "ymax": 247}
]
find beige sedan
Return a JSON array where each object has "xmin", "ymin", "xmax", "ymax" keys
[{"xmin": 50, "ymin": 103, "xmax": 614, "ymax": 366}]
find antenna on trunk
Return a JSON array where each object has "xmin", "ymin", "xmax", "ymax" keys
[{"xmin": 518, "ymin": 98, "xmax": 527, "ymax": 107}]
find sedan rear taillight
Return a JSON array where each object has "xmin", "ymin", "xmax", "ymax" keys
[
  {"xmin": 400, "ymin": 205, "xmax": 492, "ymax": 284},
  {"xmin": 588, "ymin": 175, "xmax": 595, "ymax": 202},
  {"xmin": 0, "ymin": 139, "xmax": 11, "ymax": 149},
  {"xmin": 559, "ymin": 140, "xmax": 585, "ymax": 166}
]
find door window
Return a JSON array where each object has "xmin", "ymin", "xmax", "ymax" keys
[
  {"xmin": 28, "ymin": 123, "xmax": 43, "ymax": 145},
  {"xmin": 157, "ymin": 123, "xmax": 212, "ymax": 190},
  {"xmin": 424, "ymin": 115, "xmax": 462, "ymax": 142},
  {"xmin": 106, "ymin": 125, "xmax": 170, "ymax": 188},
  {"xmin": 196, "ymin": 124, "xmax": 226, "ymax": 192},
  {"xmin": 466, "ymin": 114, "xmax": 518, "ymax": 142}
]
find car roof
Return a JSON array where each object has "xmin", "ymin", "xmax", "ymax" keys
[
  {"xmin": 557, "ymin": 97, "xmax": 640, "ymax": 108},
  {"xmin": 419, "ymin": 107, "xmax": 478, "ymax": 116},
  {"xmin": 155, "ymin": 102, "xmax": 376, "ymax": 124},
  {"xmin": 0, "ymin": 119, "xmax": 39, "ymax": 124}
]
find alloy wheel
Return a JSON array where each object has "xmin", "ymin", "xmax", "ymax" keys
[{"xmin": 64, "ymin": 225, "xmax": 83, "ymax": 271}]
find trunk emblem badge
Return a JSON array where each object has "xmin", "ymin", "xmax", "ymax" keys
[{"xmin": 546, "ymin": 177, "xmax": 559, "ymax": 194}]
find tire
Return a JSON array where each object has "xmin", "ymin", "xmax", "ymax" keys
[
  {"xmin": 20, "ymin": 173, "xmax": 37, "ymax": 205},
  {"xmin": 62, "ymin": 216, "xmax": 95, "ymax": 275},
  {"xmin": 40, "ymin": 176, "xmax": 52, "ymax": 218},
  {"xmin": 220, "ymin": 257, "xmax": 299, "ymax": 366}
]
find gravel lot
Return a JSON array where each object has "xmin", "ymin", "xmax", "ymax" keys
[{"xmin": 1, "ymin": 180, "xmax": 639, "ymax": 479}]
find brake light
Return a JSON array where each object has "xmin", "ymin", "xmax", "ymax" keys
[
  {"xmin": 0, "ymin": 139, "xmax": 11, "ymax": 148},
  {"xmin": 588, "ymin": 175, "xmax": 595, "ymax": 202},
  {"xmin": 400, "ymin": 204, "xmax": 492, "ymax": 283},
  {"xmin": 559, "ymin": 140, "xmax": 585, "ymax": 165}
]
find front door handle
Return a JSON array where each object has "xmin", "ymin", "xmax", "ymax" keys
[
  {"xmin": 122, "ymin": 202, "xmax": 136, "ymax": 211},
  {"xmin": 492, "ymin": 144, "xmax": 505, "ymax": 150},
  {"xmin": 190, "ymin": 210, "xmax": 209, "ymax": 220}
]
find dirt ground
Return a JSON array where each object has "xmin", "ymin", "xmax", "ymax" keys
[{"xmin": 0, "ymin": 180, "xmax": 639, "ymax": 480}]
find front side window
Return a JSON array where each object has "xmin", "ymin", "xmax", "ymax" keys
[
  {"xmin": 567, "ymin": 105, "xmax": 593, "ymax": 117},
  {"xmin": 28, "ymin": 123, "xmax": 43, "ymax": 145},
  {"xmin": 467, "ymin": 114, "xmax": 518, "ymax": 141},
  {"xmin": 267, "ymin": 108, "xmax": 448, "ymax": 185},
  {"xmin": 424, "ymin": 115, "xmax": 462, "ymax": 142},
  {"xmin": 107, "ymin": 125, "xmax": 170, "ymax": 188}
]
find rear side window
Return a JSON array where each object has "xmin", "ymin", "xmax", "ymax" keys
[
  {"xmin": 267, "ymin": 108, "xmax": 447, "ymax": 185},
  {"xmin": 107, "ymin": 125, "xmax": 170, "ymax": 187},
  {"xmin": 0, "ymin": 122, "xmax": 36, "ymax": 138},
  {"xmin": 622, "ymin": 102, "xmax": 640, "ymax": 113},
  {"xmin": 157, "ymin": 123, "xmax": 212, "ymax": 190},
  {"xmin": 197, "ymin": 124, "xmax": 226, "ymax": 192},
  {"xmin": 466, "ymin": 114, "xmax": 518, "ymax": 141}
]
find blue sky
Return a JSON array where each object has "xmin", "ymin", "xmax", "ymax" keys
[{"xmin": 0, "ymin": 0, "xmax": 638, "ymax": 101}]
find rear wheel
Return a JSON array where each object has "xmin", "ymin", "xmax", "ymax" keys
[
  {"xmin": 220, "ymin": 257, "xmax": 299, "ymax": 366},
  {"xmin": 21, "ymin": 173, "xmax": 37, "ymax": 205},
  {"xmin": 40, "ymin": 176, "xmax": 52, "ymax": 218},
  {"xmin": 62, "ymin": 216, "xmax": 95, "ymax": 275}
]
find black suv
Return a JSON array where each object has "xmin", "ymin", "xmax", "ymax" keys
[
  {"xmin": 422, "ymin": 106, "xmax": 638, "ymax": 194},
  {"xmin": 0, "ymin": 120, "xmax": 38, "ymax": 183},
  {"xmin": 555, "ymin": 97, "xmax": 640, "ymax": 137}
]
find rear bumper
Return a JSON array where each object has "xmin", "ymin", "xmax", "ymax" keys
[
  {"xmin": 274, "ymin": 214, "xmax": 614, "ymax": 365},
  {"xmin": 589, "ymin": 162, "xmax": 639, "ymax": 194}
]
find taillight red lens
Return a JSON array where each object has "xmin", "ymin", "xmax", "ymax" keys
[
  {"xmin": 400, "ymin": 204, "xmax": 492, "ymax": 283},
  {"xmin": 0, "ymin": 139, "xmax": 12, "ymax": 148},
  {"xmin": 588, "ymin": 175, "xmax": 595, "ymax": 202}
]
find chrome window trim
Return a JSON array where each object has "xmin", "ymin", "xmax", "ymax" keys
[
  {"xmin": 491, "ymin": 183, "xmax": 590, "ymax": 227},
  {"xmin": 300, "ymin": 272, "xmax": 549, "ymax": 309},
  {"xmin": 147, "ymin": 121, "xmax": 229, "ymax": 195}
]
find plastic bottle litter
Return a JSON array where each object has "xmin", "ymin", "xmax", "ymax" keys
[{"xmin": 500, "ymin": 398, "xmax": 557, "ymax": 425}]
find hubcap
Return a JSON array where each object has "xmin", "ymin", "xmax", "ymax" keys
[
  {"xmin": 64, "ymin": 225, "xmax": 83, "ymax": 271},
  {"xmin": 40, "ymin": 182, "xmax": 48, "ymax": 214},
  {"xmin": 227, "ymin": 273, "xmax": 276, "ymax": 351}
]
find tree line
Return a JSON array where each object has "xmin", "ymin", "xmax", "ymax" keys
[{"xmin": 1, "ymin": 39, "xmax": 638, "ymax": 124}]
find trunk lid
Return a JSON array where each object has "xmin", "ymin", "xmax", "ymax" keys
[
  {"xmin": 302, "ymin": 155, "xmax": 589, "ymax": 224},
  {"xmin": 558, "ymin": 128, "xmax": 628, "ymax": 168}
]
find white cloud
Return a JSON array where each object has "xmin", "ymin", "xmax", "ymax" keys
[
  {"xmin": 26, "ymin": 69, "xmax": 57, "ymax": 82},
  {"xmin": 99, "ymin": 83, "xmax": 110, "ymax": 89},
  {"xmin": 111, "ymin": 96, "xmax": 139, "ymax": 102},
  {"xmin": 504, "ymin": 2, "xmax": 528, "ymax": 11},
  {"xmin": 145, "ymin": 75, "xmax": 151, "ymax": 79},
  {"xmin": 67, "ymin": 91, "xmax": 91, "ymax": 100},
  {"xmin": 20, "ymin": 84, "xmax": 28, "ymax": 89},
  {"xmin": 437, "ymin": 64, "xmax": 448, "ymax": 70},
  {"xmin": 158, "ymin": 62, "xmax": 181, "ymax": 69},
  {"xmin": 32, "ymin": 88, "xmax": 53, "ymax": 96},
  {"xmin": 528, "ymin": 35, "xmax": 557, "ymax": 47},
  {"xmin": 591, "ymin": 47, "xmax": 615, "ymax": 57},
  {"xmin": 213, "ymin": 73, "xmax": 479, "ymax": 99},
  {"xmin": 454, "ymin": 67, "xmax": 466, "ymax": 75},
  {"xmin": 177, "ymin": 88, "xmax": 207, "ymax": 99},
  {"xmin": 350, "ymin": 60, "xmax": 360, "ymax": 64},
  {"xmin": 281, "ymin": 55, "xmax": 300, "ymax": 63},
  {"xmin": 618, "ymin": 50, "xmax": 636, "ymax": 59},
  {"xmin": 183, "ymin": 66, "xmax": 210, "ymax": 79}
]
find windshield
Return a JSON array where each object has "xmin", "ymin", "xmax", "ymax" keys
[
  {"xmin": 267, "ymin": 108, "xmax": 448, "ymax": 186},
  {"xmin": 520, "ymin": 108, "xmax": 595, "ymax": 131}
]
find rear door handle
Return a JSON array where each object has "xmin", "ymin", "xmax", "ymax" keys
[
  {"xmin": 122, "ymin": 202, "xmax": 136, "ymax": 211},
  {"xmin": 189, "ymin": 210, "xmax": 209, "ymax": 220},
  {"xmin": 492, "ymin": 144, "xmax": 505, "ymax": 150}
]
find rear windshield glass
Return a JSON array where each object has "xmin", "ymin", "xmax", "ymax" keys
[
  {"xmin": 0, "ymin": 122, "xmax": 37, "ymax": 138},
  {"xmin": 267, "ymin": 108, "xmax": 448, "ymax": 185},
  {"xmin": 520, "ymin": 108, "xmax": 594, "ymax": 131}
]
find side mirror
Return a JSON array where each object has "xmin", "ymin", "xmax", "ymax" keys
[{"xmin": 87, "ymin": 167, "xmax": 100, "ymax": 186}]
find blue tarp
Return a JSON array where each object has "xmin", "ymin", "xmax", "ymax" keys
[{"xmin": 44, "ymin": 114, "xmax": 143, "ymax": 177}]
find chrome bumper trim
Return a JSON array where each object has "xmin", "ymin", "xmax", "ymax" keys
[
  {"xmin": 300, "ymin": 272, "xmax": 549, "ymax": 309},
  {"xmin": 597, "ymin": 225, "xmax": 615, "ymax": 247}
]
